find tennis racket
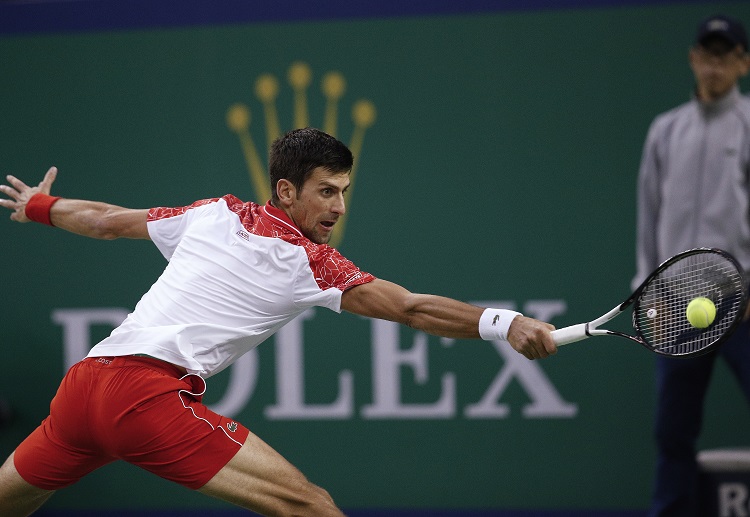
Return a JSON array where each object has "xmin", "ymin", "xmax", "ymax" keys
[{"xmin": 551, "ymin": 248, "xmax": 748, "ymax": 358}]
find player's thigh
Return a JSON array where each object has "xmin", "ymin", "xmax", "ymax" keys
[
  {"xmin": 0, "ymin": 452, "xmax": 55, "ymax": 517},
  {"xmin": 198, "ymin": 430, "xmax": 343, "ymax": 517}
]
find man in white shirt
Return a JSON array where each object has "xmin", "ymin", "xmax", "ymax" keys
[{"xmin": 0, "ymin": 128, "xmax": 557, "ymax": 517}]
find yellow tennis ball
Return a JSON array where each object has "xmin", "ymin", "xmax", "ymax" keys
[{"xmin": 686, "ymin": 297, "xmax": 716, "ymax": 328}]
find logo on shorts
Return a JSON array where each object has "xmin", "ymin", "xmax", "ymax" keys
[{"xmin": 227, "ymin": 421, "xmax": 238, "ymax": 433}]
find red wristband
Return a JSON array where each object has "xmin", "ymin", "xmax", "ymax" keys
[{"xmin": 25, "ymin": 193, "xmax": 62, "ymax": 226}]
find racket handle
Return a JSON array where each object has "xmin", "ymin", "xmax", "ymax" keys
[{"xmin": 551, "ymin": 324, "xmax": 589, "ymax": 346}]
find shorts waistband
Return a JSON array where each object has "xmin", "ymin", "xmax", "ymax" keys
[{"xmin": 84, "ymin": 355, "xmax": 188, "ymax": 378}]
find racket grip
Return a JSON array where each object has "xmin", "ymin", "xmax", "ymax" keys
[{"xmin": 550, "ymin": 324, "xmax": 589, "ymax": 346}]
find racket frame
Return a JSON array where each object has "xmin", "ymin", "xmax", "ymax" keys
[{"xmin": 551, "ymin": 248, "xmax": 748, "ymax": 357}]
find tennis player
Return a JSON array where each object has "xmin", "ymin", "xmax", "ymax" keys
[{"xmin": 0, "ymin": 128, "xmax": 557, "ymax": 517}]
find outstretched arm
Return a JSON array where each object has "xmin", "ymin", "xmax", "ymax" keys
[
  {"xmin": 0, "ymin": 167, "xmax": 149, "ymax": 240},
  {"xmin": 340, "ymin": 278, "xmax": 557, "ymax": 360}
]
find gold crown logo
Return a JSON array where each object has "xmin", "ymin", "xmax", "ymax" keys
[{"xmin": 226, "ymin": 61, "xmax": 376, "ymax": 248}]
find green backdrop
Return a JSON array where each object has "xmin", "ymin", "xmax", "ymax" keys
[{"xmin": 2, "ymin": 1, "xmax": 750, "ymax": 513}]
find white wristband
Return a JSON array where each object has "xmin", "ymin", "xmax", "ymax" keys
[{"xmin": 479, "ymin": 308, "xmax": 522, "ymax": 342}]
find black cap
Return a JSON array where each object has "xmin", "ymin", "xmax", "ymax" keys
[{"xmin": 695, "ymin": 15, "xmax": 748, "ymax": 52}]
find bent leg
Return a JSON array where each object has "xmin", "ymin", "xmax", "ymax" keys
[
  {"xmin": 199, "ymin": 430, "xmax": 344, "ymax": 517},
  {"xmin": 0, "ymin": 452, "xmax": 55, "ymax": 517}
]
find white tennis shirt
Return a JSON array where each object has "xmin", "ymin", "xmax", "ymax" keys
[{"xmin": 87, "ymin": 195, "xmax": 375, "ymax": 377}]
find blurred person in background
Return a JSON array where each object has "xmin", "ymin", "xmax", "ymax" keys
[{"xmin": 633, "ymin": 14, "xmax": 750, "ymax": 517}]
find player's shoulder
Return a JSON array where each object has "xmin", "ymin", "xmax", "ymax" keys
[
  {"xmin": 282, "ymin": 235, "xmax": 354, "ymax": 269},
  {"xmin": 219, "ymin": 194, "xmax": 258, "ymax": 216},
  {"xmin": 148, "ymin": 196, "xmax": 222, "ymax": 221},
  {"xmin": 284, "ymin": 234, "xmax": 340, "ymax": 259},
  {"xmin": 148, "ymin": 194, "xmax": 257, "ymax": 223},
  {"xmin": 220, "ymin": 193, "xmax": 249, "ymax": 207},
  {"xmin": 290, "ymin": 238, "xmax": 374, "ymax": 290}
]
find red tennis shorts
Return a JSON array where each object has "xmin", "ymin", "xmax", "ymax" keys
[{"xmin": 14, "ymin": 356, "xmax": 249, "ymax": 490}]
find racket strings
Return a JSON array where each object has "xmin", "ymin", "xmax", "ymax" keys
[{"xmin": 635, "ymin": 251, "xmax": 745, "ymax": 356}]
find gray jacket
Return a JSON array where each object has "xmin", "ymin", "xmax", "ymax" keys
[{"xmin": 633, "ymin": 86, "xmax": 750, "ymax": 289}]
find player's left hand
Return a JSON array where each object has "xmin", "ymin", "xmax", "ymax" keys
[
  {"xmin": 507, "ymin": 315, "xmax": 557, "ymax": 360},
  {"xmin": 0, "ymin": 166, "xmax": 58, "ymax": 222}
]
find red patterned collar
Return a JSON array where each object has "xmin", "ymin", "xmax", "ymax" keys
[{"xmin": 261, "ymin": 201, "xmax": 303, "ymax": 238}]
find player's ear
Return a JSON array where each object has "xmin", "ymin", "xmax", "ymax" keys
[{"xmin": 276, "ymin": 179, "xmax": 296, "ymax": 207}]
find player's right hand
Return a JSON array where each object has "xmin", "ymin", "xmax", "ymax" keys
[{"xmin": 507, "ymin": 315, "xmax": 558, "ymax": 360}]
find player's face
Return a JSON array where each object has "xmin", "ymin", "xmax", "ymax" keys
[
  {"xmin": 689, "ymin": 39, "xmax": 750, "ymax": 101},
  {"xmin": 288, "ymin": 167, "xmax": 349, "ymax": 244}
]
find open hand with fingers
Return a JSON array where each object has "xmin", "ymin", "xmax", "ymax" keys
[{"xmin": 0, "ymin": 166, "xmax": 58, "ymax": 222}]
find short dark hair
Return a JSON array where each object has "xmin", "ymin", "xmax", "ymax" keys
[{"xmin": 269, "ymin": 128, "xmax": 353, "ymax": 204}]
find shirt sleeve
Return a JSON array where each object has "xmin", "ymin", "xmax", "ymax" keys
[
  {"xmin": 147, "ymin": 198, "xmax": 220, "ymax": 260},
  {"xmin": 291, "ymin": 244, "xmax": 375, "ymax": 313},
  {"xmin": 307, "ymin": 246, "xmax": 376, "ymax": 292}
]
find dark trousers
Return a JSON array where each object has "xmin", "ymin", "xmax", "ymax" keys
[{"xmin": 649, "ymin": 317, "xmax": 750, "ymax": 516}]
